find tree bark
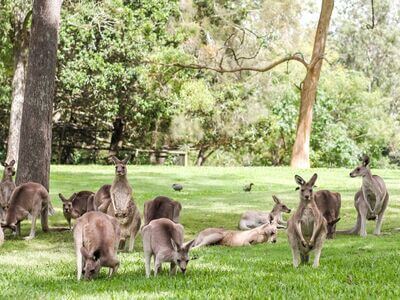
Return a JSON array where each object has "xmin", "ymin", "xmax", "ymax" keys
[
  {"xmin": 16, "ymin": 0, "xmax": 62, "ymax": 190},
  {"xmin": 290, "ymin": 0, "xmax": 334, "ymax": 168},
  {"xmin": 6, "ymin": 7, "xmax": 31, "ymax": 165},
  {"xmin": 108, "ymin": 117, "xmax": 125, "ymax": 157},
  {"xmin": 196, "ymin": 146, "xmax": 214, "ymax": 166}
]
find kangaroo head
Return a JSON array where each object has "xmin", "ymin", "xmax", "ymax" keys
[
  {"xmin": 2, "ymin": 160, "xmax": 16, "ymax": 177},
  {"xmin": 1, "ymin": 221, "xmax": 17, "ymax": 233},
  {"xmin": 350, "ymin": 155, "xmax": 370, "ymax": 178},
  {"xmin": 81, "ymin": 247, "xmax": 101, "ymax": 280},
  {"xmin": 326, "ymin": 218, "xmax": 341, "ymax": 239},
  {"xmin": 295, "ymin": 173, "xmax": 317, "ymax": 202},
  {"xmin": 110, "ymin": 155, "xmax": 130, "ymax": 176},
  {"xmin": 170, "ymin": 239, "xmax": 195, "ymax": 274},
  {"xmin": 59, "ymin": 193, "xmax": 76, "ymax": 214},
  {"xmin": 272, "ymin": 195, "xmax": 291, "ymax": 213}
]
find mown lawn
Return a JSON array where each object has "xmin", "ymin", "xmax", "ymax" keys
[{"xmin": 0, "ymin": 165, "xmax": 399, "ymax": 299}]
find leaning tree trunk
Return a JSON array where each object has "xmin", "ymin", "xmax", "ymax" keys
[
  {"xmin": 16, "ymin": 0, "xmax": 62, "ymax": 190},
  {"xmin": 6, "ymin": 8, "xmax": 31, "ymax": 165},
  {"xmin": 108, "ymin": 116, "xmax": 125, "ymax": 157},
  {"xmin": 290, "ymin": 0, "xmax": 334, "ymax": 169}
]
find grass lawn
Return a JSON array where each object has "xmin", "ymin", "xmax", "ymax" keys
[{"xmin": 0, "ymin": 165, "xmax": 399, "ymax": 299}]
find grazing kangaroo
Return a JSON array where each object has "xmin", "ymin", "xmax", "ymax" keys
[
  {"xmin": 1, "ymin": 182, "xmax": 51, "ymax": 240},
  {"xmin": 74, "ymin": 211, "xmax": 120, "ymax": 280},
  {"xmin": 314, "ymin": 190, "xmax": 341, "ymax": 239},
  {"xmin": 238, "ymin": 195, "xmax": 291, "ymax": 230},
  {"xmin": 287, "ymin": 174, "xmax": 327, "ymax": 268},
  {"xmin": 99, "ymin": 156, "xmax": 141, "ymax": 251},
  {"xmin": 0, "ymin": 160, "xmax": 16, "ymax": 221},
  {"xmin": 142, "ymin": 218, "xmax": 195, "ymax": 277},
  {"xmin": 193, "ymin": 222, "xmax": 278, "ymax": 248},
  {"xmin": 341, "ymin": 155, "xmax": 389, "ymax": 237},
  {"xmin": 144, "ymin": 196, "xmax": 182, "ymax": 225},
  {"xmin": 59, "ymin": 191, "xmax": 95, "ymax": 229}
]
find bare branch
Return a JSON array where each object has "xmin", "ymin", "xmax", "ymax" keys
[{"xmin": 366, "ymin": 0, "xmax": 375, "ymax": 29}]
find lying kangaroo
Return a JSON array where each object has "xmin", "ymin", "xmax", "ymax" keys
[
  {"xmin": 314, "ymin": 190, "xmax": 341, "ymax": 239},
  {"xmin": 59, "ymin": 191, "xmax": 95, "ymax": 229},
  {"xmin": 1, "ymin": 182, "xmax": 51, "ymax": 240},
  {"xmin": 238, "ymin": 195, "xmax": 291, "ymax": 230},
  {"xmin": 193, "ymin": 222, "xmax": 278, "ymax": 248},
  {"xmin": 74, "ymin": 211, "xmax": 120, "ymax": 280},
  {"xmin": 99, "ymin": 156, "xmax": 141, "ymax": 251},
  {"xmin": 341, "ymin": 155, "xmax": 389, "ymax": 237},
  {"xmin": 144, "ymin": 196, "xmax": 182, "ymax": 225},
  {"xmin": 0, "ymin": 160, "xmax": 16, "ymax": 221},
  {"xmin": 287, "ymin": 174, "xmax": 327, "ymax": 268},
  {"xmin": 142, "ymin": 218, "xmax": 195, "ymax": 277}
]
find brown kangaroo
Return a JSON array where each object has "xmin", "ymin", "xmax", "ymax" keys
[
  {"xmin": 59, "ymin": 191, "xmax": 95, "ymax": 229},
  {"xmin": 74, "ymin": 211, "xmax": 120, "ymax": 280},
  {"xmin": 98, "ymin": 156, "xmax": 141, "ymax": 251},
  {"xmin": 0, "ymin": 160, "xmax": 16, "ymax": 221},
  {"xmin": 314, "ymin": 190, "xmax": 341, "ymax": 239},
  {"xmin": 94, "ymin": 184, "xmax": 111, "ymax": 212},
  {"xmin": 143, "ymin": 196, "xmax": 182, "ymax": 225},
  {"xmin": 1, "ymin": 182, "xmax": 51, "ymax": 240},
  {"xmin": 287, "ymin": 174, "xmax": 327, "ymax": 268}
]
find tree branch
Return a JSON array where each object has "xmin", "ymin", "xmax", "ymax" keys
[{"xmin": 366, "ymin": 0, "xmax": 375, "ymax": 29}]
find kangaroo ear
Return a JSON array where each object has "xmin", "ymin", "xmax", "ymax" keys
[
  {"xmin": 184, "ymin": 239, "xmax": 195, "ymax": 251},
  {"xmin": 80, "ymin": 247, "xmax": 92, "ymax": 260},
  {"xmin": 329, "ymin": 218, "xmax": 341, "ymax": 225},
  {"xmin": 1, "ymin": 162, "xmax": 6, "ymax": 167},
  {"xmin": 272, "ymin": 195, "xmax": 280, "ymax": 204},
  {"xmin": 110, "ymin": 156, "xmax": 120, "ymax": 164},
  {"xmin": 362, "ymin": 155, "xmax": 370, "ymax": 167},
  {"xmin": 170, "ymin": 239, "xmax": 179, "ymax": 251},
  {"xmin": 308, "ymin": 173, "xmax": 318, "ymax": 186},
  {"xmin": 9, "ymin": 160, "xmax": 15, "ymax": 166},
  {"xmin": 294, "ymin": 175, "xmax": 305, "ymax": 186},
  {"xmin": 59, "ymin": 193, "xmax": 68, "ymax": 202},
  {"xmin": 122, "ymin": 155, "xmax": 131, "ymax": 165},
  {"xmin": 70, "ymin": 193, "xmax": 77, "ymax": 201}
]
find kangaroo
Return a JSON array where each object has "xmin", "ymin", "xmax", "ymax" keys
[
  {"xmin": 287, "ymin": 174, "xmax": 327, "ymax": 268},
  {"xmin": 141, "ymin": 218, "xmax": 195, "ymax": 277},
  {"xmin": 99, "ymin": 156, "xmax": 141, "ymax": 252},
  {"xmin": 1, "ymin": 182, "xmax": 51, "ymax": 240},
  {"xmin": 314, "ymin": 190, "xmax": 341, "ymax": 239},
  {"xmin": 59, "ymin": 191, "xmax": 95, "ymax": 229},
  {"xmin": 193, "ymin": 222, "xmax": 278, "ymax": 248},
  {"xmin": 238, "ymin": 195, "xmax": 291, "ymax": 230},
  {"xmin": 144, "ymin": 196, "xmax": 182, "ymax": 225},
  {"xmin": 74, "ymin": 211, "xmax": 120, "ymax": 280},
  {"xmin": 340, "ymin": 155, "xmax": 389, "ymax": 237},
  {"xmin": 0, "ymin": 160, "xmax": 16, "ymax": 221}
]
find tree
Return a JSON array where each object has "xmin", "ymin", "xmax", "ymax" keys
[{"xmin": 16, "ymin": 0, "xmax": 62, "ymax": 189}]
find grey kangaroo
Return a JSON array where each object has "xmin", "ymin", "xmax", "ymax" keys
[
  {"xmin": 98, "ymin": 156, "xmax": 141, "ymax": 251},
  {"xmin": 287, "ymin": 174, "xmax": 327, "ymax": 268},
  {"xmin": 238, "ymin": 195, "xmax": 291, "ymax": 230},
  {"xmin": 142, "ymin": 218, "xmax": 195, "ymax": 278},
  {"xmin": 1, "ymin": 182, "xmax": 51, "ymax": 240},
  {"xmin": 341, "ymin": 155, "xmax": 389, "ymax": 237},
  {"xmin": 74, "ymin": 211, "xmax": 120, "ymax": 280},
  {"xmin": 314, "ymin": 190, "xmax": 341, "ymax": 239},
  {"xmin": 0, "ymin": 160, "xmax": 16, "ymax": 221},
  {"xmin": 59, "ymin": 191, "xmax": 95, "ymax": 229},
  {"xmin": 143, "ymin": 196, "xmax": 182, "ymax": 225}
]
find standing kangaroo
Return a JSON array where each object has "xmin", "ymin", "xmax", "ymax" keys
[
  {"xmin": 314, "ymin": 190, "xmax": 341, "ymax": 239},
  {"xmin": 238, "ymin": 195, "xmax": 291, "ymax": 230},
  {"xmin": 1, "ymin": 182, "xmax": 51, "ymax": 240},
  {"xmin": 74, "ymin": 211, "xmax": 120, "ymax": 280},
  {"xmin": 287, "ymin": 174, "xmax": 327, "ymax": 268},
  {"xmin": 341, "ymin": 155, "xmax": 389, "ymax": 237},
  {"xmin": 59, "ymin": 191, "xmax": 95, "ymax": 229},
  {"xmin": 102, "ymin": 156, "xmax": 141, "ymax": 251},
  {"xmin": 0, "ymin": 160, "xmax": 16, "ymax": 221}
]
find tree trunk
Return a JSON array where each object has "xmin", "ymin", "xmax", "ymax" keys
[
  {"xmin": 108, "ymin": 117, "xmax": 125, "ymax": 157},
  {"xmin": 6, "ymin": 8, "xmax": 31, "ymax": 165},
  {"xmin": 196, "ymin": 146, "xmax": 214, "ymax": 166},
  {"xmin": 290, "ymin": 0, "xmax": 334, "ymax": 168},
  {"xmin": 16, "ymin": 0, "xmax": 62, "ymax": 190}
]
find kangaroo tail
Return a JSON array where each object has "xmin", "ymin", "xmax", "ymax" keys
[
  {"xmin": 337, "ymin": 214, "xmax": 360, "ymax": 235},
  {"xmin": 73, "ymin": 222, "xmax": 84, "ymax": 280},
  {"xmin": 41, "ymin": 194, "xmax": 50, "ymax": 232}
]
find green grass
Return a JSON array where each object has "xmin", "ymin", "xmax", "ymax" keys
[{"xmin": 1, "ymin": 166, "xmax": 400, "ymax": 299}]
